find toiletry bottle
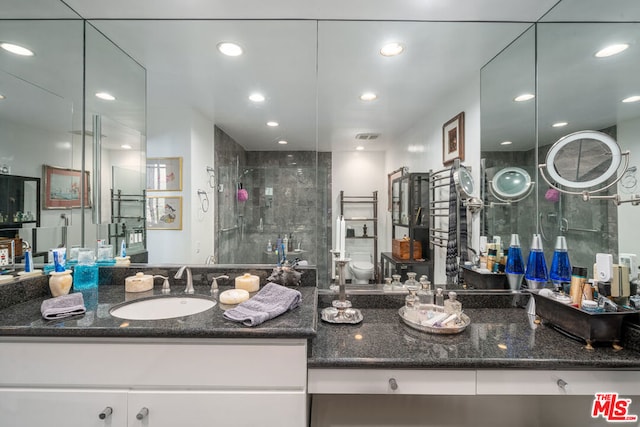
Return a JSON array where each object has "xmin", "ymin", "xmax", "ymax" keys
[
  {"xmin": 267, "ymin": 240, "xmax": 272, "ymax": 252},
  {"xmin": 569, "ymin": 266, "xmax": 587, "ymax": 305},
  {"xmin": 417, "ymin": 276, "xmax": 434, "ymax": 306},
  {"xmin": 524, "ymin": 234, "xmax": 548, "ymax": 289},
  {"xmin": 73, "ymin": 248, "xmax": 99, "ymax": 290},
  {"xmin": 288, "ymin": 233, "xmax": 294, "ymax": 252},
  {"xmin": 283, "ymin": 234, "xmax": 288, "ymax": 252},
  {"xmin": 550, "ymin": 236, "xmax": 572, "ymax": 291},
  {"xmin": 435, "ymin": 288, "xmax": 444, "ymax": 306},
  {"xmin": 444, "ymin": 291, "xmax": 462, "ymax": 314},
  {"xmin": 487, "ymin": 248, "xmax": 497, "ymax": 272}
]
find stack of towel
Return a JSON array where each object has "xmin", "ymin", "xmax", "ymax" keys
[
  {"xmin": 40, "ymin": 292, "xmax": 86, "ymax": 320},
  {"xmin": 223, "ymin": 283, "xmax": 302, "ymax": 326}
]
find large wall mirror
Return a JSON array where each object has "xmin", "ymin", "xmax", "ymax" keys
[
  {"xmin": 0, "ymin": 3, "xmax": 147, "ymax": 268},
  {"xmin": 481, "ymin": 2, "xmax": 640, "ymax": 278},
  {"xmin": 0, "ymin": 16, "xmax": 84, "ymax": 261}
]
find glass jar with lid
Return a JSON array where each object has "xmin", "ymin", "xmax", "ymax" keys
[{"xmin": 444, "ymin": 291, "xmax": 462, "ymax": 314}]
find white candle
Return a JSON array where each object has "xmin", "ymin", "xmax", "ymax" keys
[
  {"xmin": 335, "ymin": 215, "xmax": 341, "ymax": 253},
  {"xmin": 340, "ymin": 216, "xmax": 346, "ymax": 259}
]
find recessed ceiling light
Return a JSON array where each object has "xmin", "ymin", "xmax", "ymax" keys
[
  {"xmin": 249, "ymin": 93, "xmax": 265, "ymax": 102},
  {"xmin": 95, "ymin": 92, "xmax": 116, "ymax": 101},
  {"xmin": 380, "ymin": 42, "xmax": 404, "ymax": 57},
  {"xmin": 217, "ymin": 42, "xmax": 243, "ymax": 57},
  {"xmin": 622, "ymin": 95, "xmax": 640, "ymax": 103},
  {"xmin": 360, "ymin": 92, "xmax": 377, "ymax": 101},
  {"xmin": 278, "ymin": 140, "xmax": 288, "ymax": 145},
  {"xmin": 266, "ymin": 121, "xmax": 279, "ymax": 127},
  {"xmin": 0, "ymin": 94, "xmax": 5, "ymax": 100},
  {"xmin": 121, "ymin": 144, "xmax": 132, "ymax": 149},
  {"xmin": 595, "ymin": 43, "xmax": 629, "ymax": 58},
  {"xmin": 500, "ymin": 141, "xmax": 513, "ymax": 146},
  {"xmin": 356, "ymin": 146, "xmax": 365, "ymax": 151},
  {"xmin": 0, "ymin": 42, "xmax": 34, "ymax": 56},
  {"xmin": 514, "ymin": 93, "xmax": 535, "ymax": 102},
  {"xmin": 552, "ymin": 121, "xmax": 568, "ymax": 127}
]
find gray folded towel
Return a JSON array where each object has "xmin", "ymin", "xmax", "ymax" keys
[
  {"xmin": 223, "ymin": 283, "xmax": 302, "ymax": 326},
  {"xmin": 41, "ymin": 292, "xmax": 86, "ymax": 320}
]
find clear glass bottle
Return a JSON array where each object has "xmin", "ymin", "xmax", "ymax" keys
[
  {"xmin": 435, "ymin": 287, "xmax": 444, "ymax": 306},
  {"xmin": 391, "ymin": 274, "xmax": 402, "ymax": 290},
  {"xmin": 417, "ymin": 276, "xmax": 434, "ymax": 306},
  {"xmin": 444, "ymin": 291, "xmax": 462, "ymax": 314},
  {"xmin": 405, "ymin": 286, "xmax": 419, "ymax": 311},
  {"xmin": 404, "ymin": 272, "xmax": 418, "ymax": 289},
  {"xmin": 383, "ymin": 277, "xmax": 393, "ymax": 291}
]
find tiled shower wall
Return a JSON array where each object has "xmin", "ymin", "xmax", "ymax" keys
[{"xmin": 214, "ymin": 126, "xmax": 331, "ymax": 284}]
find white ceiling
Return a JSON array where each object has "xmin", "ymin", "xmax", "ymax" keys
[{"xmin": 2, "ymin": 0, "xmax": 639, "ymax": 154}]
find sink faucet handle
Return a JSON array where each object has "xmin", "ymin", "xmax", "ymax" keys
[
  {"xmin": 154, "ymin": 275, "xmax": 170, "ymax": 294},
  {"xmin": 211, "ymin": 275, "xmax": 229, "ymax": 294}
]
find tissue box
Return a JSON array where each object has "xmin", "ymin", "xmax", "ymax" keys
[{"xmin": 392, "ymin": 239, "xmax": 422, "ymax": 260}]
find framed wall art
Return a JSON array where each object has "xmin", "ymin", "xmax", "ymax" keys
[
  {"xmin": 146, "ymin": 196, "xmax": 182, "ymax": 230},
  {"xmin": 442, "ymin": 112, "xmax": 465, "ymax": 166},
  {"xmin": 43, "ymin": 165, "xmax": 91, "ymax": 209},
  {"xmin": 146, "ymin": 157, "xmax": 182, "ymax": 191}
]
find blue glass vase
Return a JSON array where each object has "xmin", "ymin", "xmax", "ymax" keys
[
  {"xmin": 549, "ymin": 236, "xmax": 571, "ymax": 291},
  {"xmin": 505, "ymin": 234, "xmax": 525, "ymax": 290},
  {"xmin": 525, "ymin": 234, "xmax": 548, "ymax": 289}
]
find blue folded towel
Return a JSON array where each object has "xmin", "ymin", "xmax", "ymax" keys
[
  {"xmin": 40, "ymin": 292, "xmax": 86, "ymax": 320},
  {"xmin": 223, "ymin": 283, "xmax": 302, "ymax": 326}
]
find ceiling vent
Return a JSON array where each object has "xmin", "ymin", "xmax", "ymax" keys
[{"xmin": 355, "ymin": 133, "xmax": 380, "ymax": 140}]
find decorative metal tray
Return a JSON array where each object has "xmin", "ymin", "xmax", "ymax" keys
[
  {"xmin": 398, "ymin": 306, "xmax": 470, "ymax": 334},
  {"xmin": 531, "ymin": 291, "xmax": 639, "ymax": 347}
]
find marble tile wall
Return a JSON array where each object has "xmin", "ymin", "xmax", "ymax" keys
[{"xmin": 214, "ymin": 126, "xmax": 331, "ymax": 284}]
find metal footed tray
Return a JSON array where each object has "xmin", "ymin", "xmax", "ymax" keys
[
  {"xmin": 321, "ymin": 306, "xmax": 363, "ymax": 324},
  {"xmin": 398, "ymin": 306, "xmax": 470, "ymax": 334}
]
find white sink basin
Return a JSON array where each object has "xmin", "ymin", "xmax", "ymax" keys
[{"xmin": 110, "ymin": 295, "xmax": 216, "ymax": 320}]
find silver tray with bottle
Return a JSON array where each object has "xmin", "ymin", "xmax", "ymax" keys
[{"xmin": 398, "ymin": 306, "xmax": 471, "ymax": 335}]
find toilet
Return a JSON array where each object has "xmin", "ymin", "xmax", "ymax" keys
[{"xmin": 348, "ymin": 252, "xmax": 374, "ymax": 284}]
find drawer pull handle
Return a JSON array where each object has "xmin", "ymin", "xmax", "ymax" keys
[
  {"xmin": 389, "ymin": 378, "xmax": 398, "ymax": 390},
  {"xmin": 98, "ymin": 407, "xmax": 112, "ymax": 420},
  {"xmin": 136, "ymin": 407, "xmax": 149, "ymax": 420},
  {"xmin": 557, "ymin": 379, "xmax": 568, "ymax": 390}
]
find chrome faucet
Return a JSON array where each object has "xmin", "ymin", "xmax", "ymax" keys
[{"xmin": 175, "ymin": 266, "xmax": 194, "ymax": 294}]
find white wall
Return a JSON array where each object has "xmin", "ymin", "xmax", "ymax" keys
[{"xmin": 146, "ymin": 101, "xmax": 192, "ymax": 264}]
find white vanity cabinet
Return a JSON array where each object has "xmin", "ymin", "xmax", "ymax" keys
[
  {"xmin": 0, "ymin": 337, "xmax": 308, "ymax": 427},
  {"xmin": 0, "ymin": 388, "xmax": 128, "ymax": 426}
]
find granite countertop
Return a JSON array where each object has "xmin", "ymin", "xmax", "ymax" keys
[
  {"xmin": 0, "ymin": 281, "xmax": 318, "ymax": 339},
  {"xmin": 308, "ymin": 293, "xmax": 640, "ymax": 370}
]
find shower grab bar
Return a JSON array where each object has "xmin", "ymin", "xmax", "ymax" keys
[{"xmin": 218, "ymin": 226, "xmax": 239, "ymax": 233}]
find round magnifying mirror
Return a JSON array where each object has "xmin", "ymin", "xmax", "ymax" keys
[
  {"xmin": 490, "ymin": 167, "xmax": 533, "ymax": 202},
  {"xmin": 545, "ymin": 130, "xmax": 622, "ymax": 189},
  {"xmin": 454, "ymin": 165, "xmax": 474, "ymax": 199}
]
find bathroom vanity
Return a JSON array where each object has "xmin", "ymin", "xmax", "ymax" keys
[
  {"xmin": 1, "ymin": 273, "xmax": 640, "ymax": 426},
  {"xmin": 0, "ymin": 272, "xmax": 316, "ymax": 427}
]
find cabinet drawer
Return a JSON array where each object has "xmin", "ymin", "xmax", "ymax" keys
[
  {"xmin": 0, "ymin": 338, "xmax": 307, "ymax": 389},
  {"xmin": 477, "ymin": 370, "xmax": 640, "ymax": 395},
  {"xmin": 308, "ymin": 368, "xmax": 476, "ymax": 395}
]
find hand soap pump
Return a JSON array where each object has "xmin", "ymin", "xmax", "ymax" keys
[
  {"xmin": 505, "ymin": 234, "xmax": 525, "ymax": 291},
  {"xmin": 549, "ymin": 236, "xmax": 572, "ymax": 292},
  {"xmin": 524, "ymin": 234, "xmax": 548, "ymax": 289}
]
